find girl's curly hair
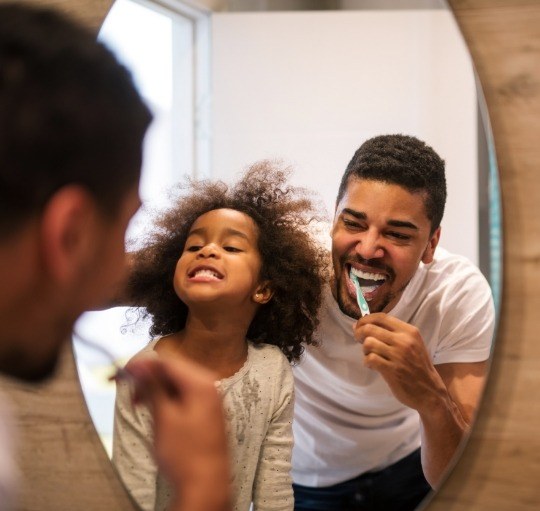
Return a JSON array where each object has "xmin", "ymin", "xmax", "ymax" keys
[{"xmin": 126, "ymin": 161, "xmax": 329, "ymax": 363}]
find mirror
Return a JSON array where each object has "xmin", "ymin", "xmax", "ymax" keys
[
  {"xmin": 72, "ymin": 0, "xmax": 501, "ymax": 509},
  {"xmin": 5, "ymin": 1, "xmax": 540, "ymax": 510}
]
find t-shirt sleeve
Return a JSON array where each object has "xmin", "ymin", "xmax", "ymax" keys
[
  {"xmin": 432, "ymin": 265, "xmax": 496, "ymax": 365},
  {"xmin": 112, "ymin": 373, "xmax": 158, "ymax": 511},
  {"xmin": 251, "ymin": 359, "xmax": 294, "ymax": 511}
]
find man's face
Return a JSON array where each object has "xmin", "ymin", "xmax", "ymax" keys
[
  {"xmin": 331, "ymin": 178, "xmax": 440, "ymax": 319},
  {"xmin": 0, "ymin": 183, "xmax": 141, "ymax": 383},
  {"xmin": 75, "ymin": 184, "xmax": 142, "ymax": 312}
]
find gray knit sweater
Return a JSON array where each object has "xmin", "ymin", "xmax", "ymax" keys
[{"xmin": 112, "ymin": 340, "xmax": 294, "ymax": 511}]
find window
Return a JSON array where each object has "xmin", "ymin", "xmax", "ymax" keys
[{"xmin": 73, "ymin": 0, "xmax": 211, "ymax": 456}]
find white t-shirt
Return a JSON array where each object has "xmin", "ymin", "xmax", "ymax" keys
[{"xmin": 291, "ymin": 247, "xmax": 495, "ymax": 487}]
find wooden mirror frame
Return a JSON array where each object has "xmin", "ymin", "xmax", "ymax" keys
[{"xmin": 1, "ymin": 0, "xmax": 538, "ymax": 509}]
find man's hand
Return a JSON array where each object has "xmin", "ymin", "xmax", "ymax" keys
[
  {"xmin": 353, "ymin": 313, "xmax": 447, "ymax": 413},
  {"xmin": 125, "ymin": 356, "xmax": 231, "ymax": 511},
  {"xmin": 353, "ymin": 313, "xmax": 488, "ymax": 488}
]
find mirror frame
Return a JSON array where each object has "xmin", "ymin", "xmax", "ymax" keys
[{"xmin": 0, "ymin": 0, "xmax": 538, "ymax": 509}]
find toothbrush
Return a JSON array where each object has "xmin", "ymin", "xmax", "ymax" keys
[
  {"xmin": 73, "ymin": 331, "xmax": 180, "ymax": 397},
  {"xmin": 350, "ymin": 271, "xmax": 370, "ymax": 317},
  {"xmin": 73, "ymin": 330, "xmax": 134, "ymax": 383}
]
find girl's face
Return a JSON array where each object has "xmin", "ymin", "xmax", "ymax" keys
[{"xmin": 173, "ymin": 208, "xmax": 271, "ymax": 308}]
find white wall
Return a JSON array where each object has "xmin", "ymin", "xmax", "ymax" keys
[{"xmin": 211, "ymin": 10, "xmax": 479, "ymax": 263}]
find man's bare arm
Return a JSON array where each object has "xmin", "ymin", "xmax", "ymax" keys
[
  {"xmin": 354, "ymin": 313, "xmax": 489, "ymax": 488},
  {"xmin": 419, "ymin": 361, "xmax": 488, "ymax": 488}
]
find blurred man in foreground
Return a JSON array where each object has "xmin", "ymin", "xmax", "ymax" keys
[{"xmin": 0, "ymin": 4, "xmax": 230, "ymax": 510}]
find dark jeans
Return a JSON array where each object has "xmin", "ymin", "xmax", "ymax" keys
[{"xmin": 293, "ymin": 449, "xmax": 432, "ymax": 511}]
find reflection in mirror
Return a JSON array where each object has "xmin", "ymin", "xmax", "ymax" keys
[
  {"xmin": 73, "ymin": 0, "xmax": 501, "ymax": 510},
  {"xmin": 74, "ymin": 0, "xmax": 211, "ymax": 455}
]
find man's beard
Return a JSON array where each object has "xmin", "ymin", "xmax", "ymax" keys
[
  {"xmin": 0, "ymin": 343, "xmax": 61, "ymax": 383},
  {"xmin": 333, "ymin": 256, "xmax": 409, "ymax": 319}
]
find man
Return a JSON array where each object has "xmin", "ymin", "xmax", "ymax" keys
[
  {"xmin": 292, "ymin": 135, "xmax": 495, "ymax": 511},
  {"xmin": 0, "ymin": 4, "xmax": 229, "ymax": 511}
]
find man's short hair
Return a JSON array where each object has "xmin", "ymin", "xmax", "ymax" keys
[
  {"xmin": 0, "ymin": 3, "xmax": 152, "ymax": 238},
  {"xmin": 336, "ymin": 134, "xmax": 447, "ymax": 233}
]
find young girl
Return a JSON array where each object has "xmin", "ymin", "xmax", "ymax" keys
[{"xmin": 112, "ymin": 161, "xmax": 328, "ymax": 511}]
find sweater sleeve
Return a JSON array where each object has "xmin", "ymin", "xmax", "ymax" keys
[
  {"xmin": 112, "ymin": 375, "xmax": 158, "ymax": 511},
  {"xmin": 251, "ymin": 358, "xmax": 294, "ymax": 511}
]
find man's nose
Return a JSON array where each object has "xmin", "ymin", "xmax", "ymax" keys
[{"xmin": 354, "ymin": 231, "xmax": 384, "ymax": 259}]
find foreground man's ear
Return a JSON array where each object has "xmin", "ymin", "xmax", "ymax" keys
[{"xmin": 39, "ymin": 185, "xmax": 99, "ymax": 284}]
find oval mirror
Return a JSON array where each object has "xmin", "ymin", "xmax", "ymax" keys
[{"xmin": 72, "ymin": 1, "xmax": 501, "ymax": 510}]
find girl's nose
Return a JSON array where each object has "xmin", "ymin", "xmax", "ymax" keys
[
  {"xmin": 354, "ymin": 231, "xmax": 384, "ymax": 260},
  {"xmin": 197, "ymin": 243, "xmax": 220, "ymax": 258}
]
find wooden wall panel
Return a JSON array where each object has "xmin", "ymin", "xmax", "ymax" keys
[
  {"xmin": 0, "ymin": 0, "xmax": 538, "ymax": 509},
  {"xmin": 427, "ymin": 1, "xmax": 540, "ymax": 509}
]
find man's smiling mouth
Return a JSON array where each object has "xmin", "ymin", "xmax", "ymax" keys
[{"xmin": 348, "ymin": 266, "xmax": 386, "ymax": 296}]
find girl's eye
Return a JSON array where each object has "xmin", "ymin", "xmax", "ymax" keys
[
  {"xmin": 186, "ymin": 245, "xmax": 201, "ymax": 252},
  {"xmin": 224, "ymin": 246, "xmax": 242, "ymax": 253},
  {"xmin": 343, "ymin": 219, "xmax": 364, "ymax": 230}
]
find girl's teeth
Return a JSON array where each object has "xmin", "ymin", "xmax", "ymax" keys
[{"xmin": 195, "ymin": 269, "xmax": 219, "ymax": 278}]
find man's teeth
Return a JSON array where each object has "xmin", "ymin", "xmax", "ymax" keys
[
  {"xmin": 194, "ymin": 269, "xmax": 220, "ymax": 279},
  {"xmin": 350, "ymin": 267, "xmax": 385, "ymax": 282}
]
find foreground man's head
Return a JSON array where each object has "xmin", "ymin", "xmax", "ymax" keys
[{"xmin": 0, "ymin": 3, "xmax": 152, "ymax": 381}]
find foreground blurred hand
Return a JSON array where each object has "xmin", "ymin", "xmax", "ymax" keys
[{"xmin": 125, "ymin": 356, "xmax": 231, "ymax": 511}]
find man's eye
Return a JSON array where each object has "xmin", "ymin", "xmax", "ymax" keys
[
  {"xmin": 224, "ymin": 246, "xmax": 242, "ymax": 253},
  {"xmin": 388, "ymin": 232, "xmax": 411, "ymax": 241}
]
